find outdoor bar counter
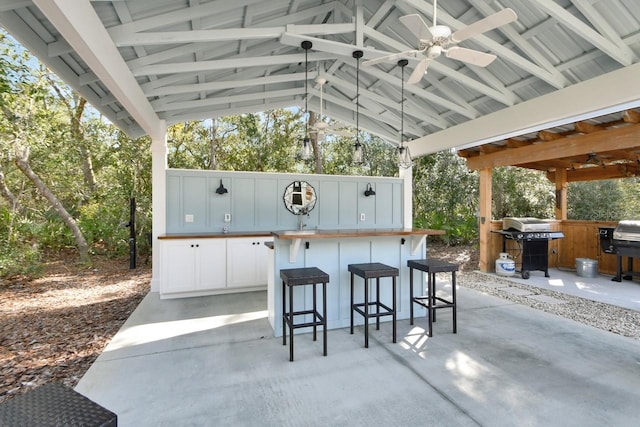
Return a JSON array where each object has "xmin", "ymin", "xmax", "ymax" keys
[{"xmin": 268, "ymin": 228, "xmax": 444, "ymax": 336}]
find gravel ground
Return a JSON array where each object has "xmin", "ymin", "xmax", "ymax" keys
[{"xmin": 457, "ymin": 271, "xmax": 640, "ymax": 340}]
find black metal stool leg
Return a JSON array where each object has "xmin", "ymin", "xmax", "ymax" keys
[
  {"xmin": 427, "ymin": 271, "xmax": 433, "ymax": 337},
  {"xmin": 282, "ymin": 280, "xmax": 286, "ymax": 346},
  {"xmin": 392, "ymin": 275, "xmax": 397, "ymax": 343},
  {"xmin": 289, "ymin": 283, "xmax": 294, "ymax": 362},
  {"xmin": 350, "ymin": 272, "xmax": 354, "ymax": 335},
  {"xmin": 312, "ymin": 283, "xmax": 317, "ymax": 342},
  {"xmin": 323, "ymin": 281, "xmax": 327, "ymax": 356},
  {"xmin": 409, "ymin": 267, "xmax": 414, "ymax": 325},
  {"xmin": 376, "ymin": 277, "xmax": 380, "ymax": 331},
  {"xmin": 364, "ymin": 277, "xmax": 369, "ymax": 348},
  {"xmin": 452, "ymin": 271, "xmax": 457, "ymax": 334}
]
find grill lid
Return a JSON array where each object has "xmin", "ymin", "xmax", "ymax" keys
[{"xmin": 613, "ymin": 220, "xmax": 640, "ymax": 242}]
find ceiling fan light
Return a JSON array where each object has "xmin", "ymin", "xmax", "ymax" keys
[{"xmin": 300, "ymin": 137, "xmax": 312, "ymax": 160}]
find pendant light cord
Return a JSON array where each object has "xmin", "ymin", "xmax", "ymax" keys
[
  {"xmin": 305, "ymin": 46, "xmax": 308, "ymax": 136},
  {"xmin": 401, "ymin": 66, "xmax": 404, "ymax": 147},
  {"xmin": 356, "ymin": 54, "xmax": 360, "ymax": 138}
]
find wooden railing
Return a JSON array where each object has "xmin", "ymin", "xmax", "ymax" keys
[{"xmin": 487, "ymin": 220, "xmax": 619, "ymax": 275}]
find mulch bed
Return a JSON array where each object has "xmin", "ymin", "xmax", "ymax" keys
[{"xmin": 0, "ymin": 254, "xmax": 150, "ymax": 404}]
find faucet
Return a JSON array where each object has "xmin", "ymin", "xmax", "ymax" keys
[{"xmin": 298, "ymin": 208, "xmax": 309, "ymax": 230}]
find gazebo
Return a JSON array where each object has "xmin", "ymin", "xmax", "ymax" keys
[{"xmin": 2, "ymin": 0, "xmax": 640, "ymax": 284}]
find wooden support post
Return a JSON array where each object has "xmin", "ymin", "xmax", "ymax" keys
[
  {"xmin": 479, "ymin": 168, "xmax": 492, "ymax": 272},
  {"xmin": 555, "ymin": 168, "xmax": 567, "ymax": 220}
]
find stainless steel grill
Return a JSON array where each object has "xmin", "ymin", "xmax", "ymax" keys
[
  {"xmin": 599, "ymin": 221, "xmax": 640, "ymax": 282},
  {"xmin": 494, "ymin": 218, "xmax": 564, "ymax": 279}
]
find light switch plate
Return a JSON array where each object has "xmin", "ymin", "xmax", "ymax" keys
[
  {"xmin": 224, "ymin": 213, "xmax": 231, "ymax": 222},
  {"xmin": 185, "ymin": 214, "xmax": 194, "ymax": 223},
  {"xmin": 360, "ymin": 213, "xmax": 365, "ymax": 221}
]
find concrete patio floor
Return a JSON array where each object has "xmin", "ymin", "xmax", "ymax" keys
[{"xmin": 76, "ymin": 270, "xmax": 640, "ymax": 427}]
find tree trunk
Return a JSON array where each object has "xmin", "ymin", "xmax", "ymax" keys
[
  {"xmin": 0, "ymin": 168, "xmax": 20, "ymax": 212},
  {"xmin": 72, "ymin": 98, "xmax": 97, "ymax": 195},
  {"xmin": 14, "ymin": 148, "xmax": 90, "ymax": 262}
]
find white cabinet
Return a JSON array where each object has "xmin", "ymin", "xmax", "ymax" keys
[
  {"xmin": 160, "ymin": 239, "xmax": 226, "ymax": 296},
  {"xmin": 227, "ymin": 237, "xmax": 270, "ymax": 288}
]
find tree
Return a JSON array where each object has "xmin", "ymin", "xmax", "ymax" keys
[
  {"xmin": 413, "ymin": 150, "xmax": 478, "ymax": 244},
  {"xmin": 1, "ymin": 34, "xmax": 91, "ymax": 261}
]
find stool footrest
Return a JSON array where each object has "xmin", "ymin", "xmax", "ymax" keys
[
  {"xmin": 412, "ymin": 296, "xmax": 454, "ymax": 309},
  {"xmin": 283, "ymin": 310, "xmax": 325, "ymax": 329},
  {"xmin": 352, "ymin": 301, "xmax": 394, "ymax": 318}
]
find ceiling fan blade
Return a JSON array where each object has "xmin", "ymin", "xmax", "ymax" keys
[
  {"xmin": 399, "ymin": 14, "xmax": 434, "ymax": 42},
  {"xmin": 445, "ymin": 46, "xmax": 497, "ymax": 67},
  {"xmin": 407, "ymin": 59, "xmax": 430, "ymax": 85},
  {"xmin": 362, "ymin": 50, "xmax": 419, "ymax": 67},
  {"xmin": 451, "ymin": 8, "xmax": 517, "ymax": 43}
]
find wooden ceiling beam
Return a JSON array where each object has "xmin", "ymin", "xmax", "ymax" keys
[
  {"xmin": 466, "ymin": 123, "xmax": 640, "ymax": 170},
  {"xmin": 548, "ymin": 163, "xmax": 639, "ymax": 182},
  {"xmin": 538, "ymin": 130, "xmax": 563, "ymax": 141},
  {"xmin": 574, "ymin": 121, "xmax": 604, "ymax": 133},
  {"xmin": 479, "ymin": 144, "xmax": 504, "ymax": 154},
  {"xmin": 505, "ymin": 138, "xmax": 533, "ymax": 148},
  {"xmin": 623, "ymin": 109, "xmax": 640, "ymax": 123}
]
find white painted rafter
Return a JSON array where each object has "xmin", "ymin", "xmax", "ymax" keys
[
  {"xmin": 533, "ymin": 0, "xmax": 634, "ymax": 66},
  {"xmin": 110, "ymin": 23, "xmax": 355, "ymax": 47}
]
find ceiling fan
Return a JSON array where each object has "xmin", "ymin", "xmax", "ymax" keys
[
  {"xmin": 310, "ymin": 77, "xmax": 354, "ymax": 141},
  {"xmin": 363, "ymin": 0, "xmax": 517, "ymax": 84}
]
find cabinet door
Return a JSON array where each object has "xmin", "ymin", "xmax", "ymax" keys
[
  {"xmin": 196, "ymin": 239, "xmax": 227, "ymax": 290},
  {"xmin": 161, "ymin": 240, "xmax": 197, "ymax": 294},
  {"xmin": 227, "ymin": 237, "xmax": 270, "ymax": 287}
]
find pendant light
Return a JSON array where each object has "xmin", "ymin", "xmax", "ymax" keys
[
  {"xmin": 352, "ymin": 50, "xmax": 364, "ymax": 164},
  {"xmin": 396, "ymin": 59, "xmax": 413, "ymax": 169},
  {"xmin": 300, "ymin": 41, "xmax": 312, "ymax": 160}
]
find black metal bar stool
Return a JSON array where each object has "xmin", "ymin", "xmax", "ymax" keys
[
  {"xmin": 408, "ymin": 259, "xmax": 458, "ymax": 337},
  {"xmin": 349, "ymin": 262, "xmax": 399, "ymax": 348},
  {"xmin": 280, "ymin": 267, "xmax": 329, "ymax": 361}
]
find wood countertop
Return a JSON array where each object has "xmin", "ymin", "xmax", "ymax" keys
[
  {"xmin": 158, "ymin": 228, "xmax": 445, "ymax": 240},
  {"xmin": 158, "ymin": 231, "xmax": 272, "ymax": 239},
  {"xmin": 271, "ymin": 228, "xmax": 445, "ymax": 240}
]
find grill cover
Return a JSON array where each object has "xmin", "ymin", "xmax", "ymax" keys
[{"xmin": 613, "ymin": 220, "xmax": 640, "ymax": 242}]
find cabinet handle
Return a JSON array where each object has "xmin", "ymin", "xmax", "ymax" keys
[
  {"xmin": 191, "ymin": 244, "xmax": 194, "ymax": 248},
  {"xmin": 252, "ymin": 242, "xmax": 256, "ymax": 245},
  {"xmin": 196, "ymin": 244, "xmax": 200, "ymax": 248}
]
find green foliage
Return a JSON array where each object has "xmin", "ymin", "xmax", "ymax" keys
[
  {"xmin": 567, "ymin": 179, "xmax": 639, "ymax": 220},
  {"xmin": 413, "ymin": 150, "xmax": 479, "ymax": 245},
  {"xmin": 0, "ymin": 241, "xmax": 41, "ymax": 278},
  {"xmin": 492, "ymin": 166, "xmax": 555, "ymax": 219}
]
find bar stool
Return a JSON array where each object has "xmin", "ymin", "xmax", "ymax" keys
[
  {"xmin": 408, "ymin": 259, "xmax": 458, "ymax": 337},
  {"xmin": 348, "ymin": 262, "xmax": 399, "ymax": 348},
  {"xmin": 280, "ymin": 267, "xmax": 329, "ymax": 362}
]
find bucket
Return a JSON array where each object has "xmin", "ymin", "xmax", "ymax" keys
[
  {"xmin": 576, "ymin": 258, "xmax": 598, "ymax": 278},
  {"xmin": 496, "ymin": 252, "xmax": 516, "ymax": 276}
]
